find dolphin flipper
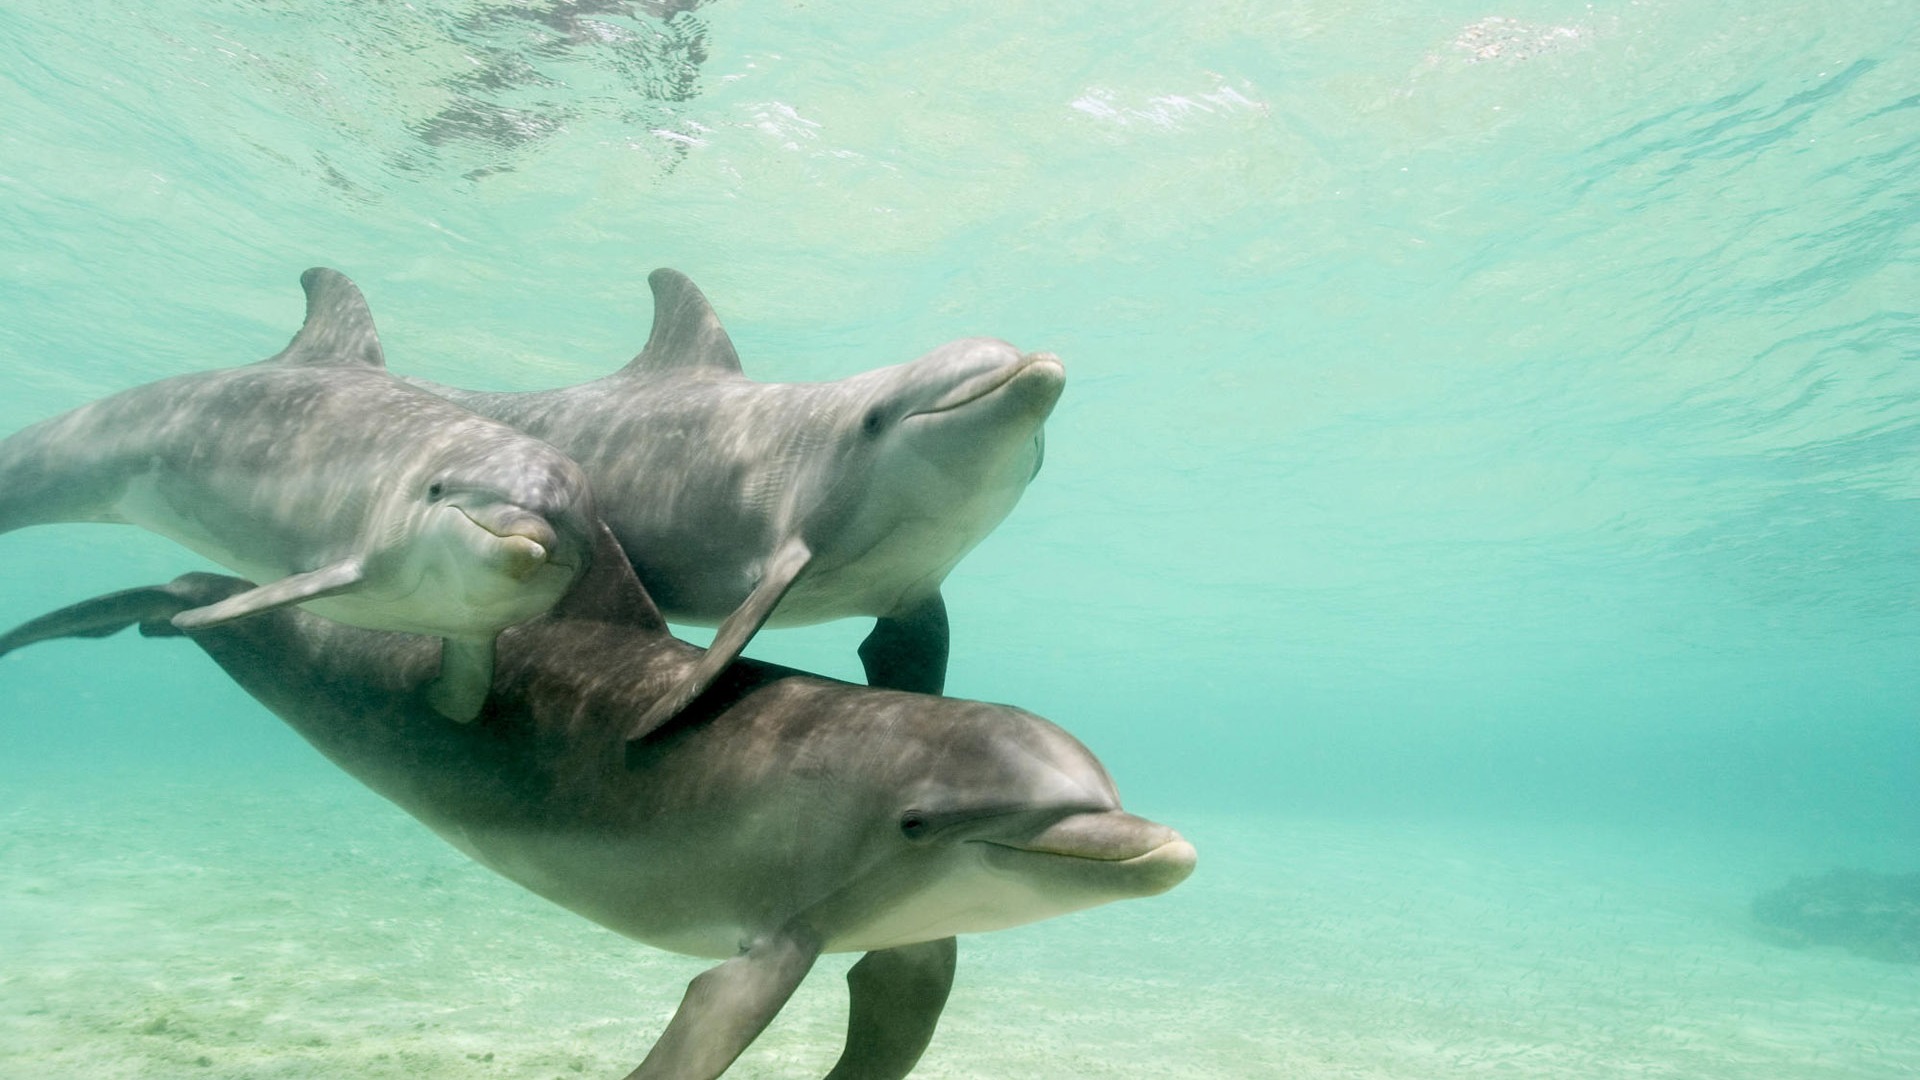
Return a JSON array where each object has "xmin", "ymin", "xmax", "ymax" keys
[
  {"xmin": 0, "ymin": 586, "xmax": 191, "ymax": 658},
  {"xmin": 630, "ymin": 935, "xmax": 819, "ymax": 1080},
  {"xmin": 170, "ymin": 559, "xmax": 367, "ymax": 630},
  {"xmin": 626, "ymin": 537, "xmax": 811, "ymax": 741},
  {"xmin": 857, "ymin": 594, "xmax": 949, "ymax": 695},
  {"xmin": 0, "ymin": 575, "xmax": 251, "ymax": 658},
  {"xmin": 427, "ymin": 637, "xmax": 495, "ymax": 723},
  {"xmin": 824, "ymin": 937, "xmax": 957, "ymax": 1080}
]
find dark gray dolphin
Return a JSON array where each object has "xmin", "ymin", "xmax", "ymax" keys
[
  {"xmin": 0, "ymin": 527, "xmax": 1194, "ymax": 1080},
  {"xmin": 0, "ymin": 268, "xmax": 598, "ymax": 719},
  {"xmin": 406, "ymin": 269, "xmax": 1064, "ymax": 737}
]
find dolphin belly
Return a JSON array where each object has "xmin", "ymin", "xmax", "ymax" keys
[
  {"xmin": 447, "ymin": 825, "xmax": 756, "ymax": 960},
  {"xmin": 768, "ymin": 516, "xmax": 984, "ymax": 626}
]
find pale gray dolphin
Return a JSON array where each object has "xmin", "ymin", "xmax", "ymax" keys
[
  {"xmin": 406, "ymin": 269, "xmax": 1064, "ymax": 737},
  {"xmin": 0, "ymin": 268, "xmax": 598, "ymax": 720},
  {"xmin": 0, "ymin": 526, "xmax": 1194, "ymax": 1080}
]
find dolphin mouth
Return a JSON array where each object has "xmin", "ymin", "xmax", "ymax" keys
[
  {"xmin": 455, "ymin": 508, "xmax": 562, "ymax": 579},
  {"xmin": 911, "ymin": 352, "xmax": 1064, "ymax": 418},
  {"xmin": 984, "ymin": 835, "xmax": 1195, "ymax": 865},
  {"xmin": 978, "ymin": 822, "xmax": 1197, "ymax": 897},
  {"xmin": 980, "ymin": 809, "xmax": 1190, "ymax": 863}
]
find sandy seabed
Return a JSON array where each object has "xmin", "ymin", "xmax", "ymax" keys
[{"xmin": 2, "ymin": 773, "xmax": 1915, "ymax": 1080}]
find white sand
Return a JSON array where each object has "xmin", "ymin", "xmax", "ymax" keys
[{"xmin": 2, "ymin": 772, "xmax": 1915, "ymax": 1079}]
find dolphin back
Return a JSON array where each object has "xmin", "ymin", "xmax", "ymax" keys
[{"xmin": 0, "ymin": 267, "xmax": 386, "ymax": 537}]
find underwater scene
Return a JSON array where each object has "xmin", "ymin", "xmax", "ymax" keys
[{"xmin": 1, "ymin": 0, "xmax": 1916, "ymax": 1077}]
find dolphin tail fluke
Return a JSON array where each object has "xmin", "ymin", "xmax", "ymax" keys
[
  {"xmin": 169, "ymin": 559, "xmax": 366, "ymax": 631},
  {"xmin": 0, "ymin": 575, "xmax": 251, "ymax": 659},
  {"xmin": 426, "ymin": 637, "xmax": 495, "ymax": 722},
  {"xmin": 625, "ymin": 537, "xmax": 811, "ymax": 742}
]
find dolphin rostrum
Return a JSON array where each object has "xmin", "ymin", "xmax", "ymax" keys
[
  {"xmin": 407, "ymin": 269, "xmax": 1064, "ymax": 737},
  {"xmin": 0, "ymin": 268, "xmax": 597, "ymax": 720},
  {"xmin": 0, "ymin": 526, "xmax": 1194, "ymax": 1080}
]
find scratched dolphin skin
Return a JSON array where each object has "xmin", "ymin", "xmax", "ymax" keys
[
  {"xmin": 0, "ymin": 527, "xmax": 1194, "ymax": 1080},
  {"xmin": 0, "ymin": 268, "xmax": 597, "ymax": 719},
  {"xmin": 407, "ymin": 269, "xmax": 1064, "ymax": 738}
]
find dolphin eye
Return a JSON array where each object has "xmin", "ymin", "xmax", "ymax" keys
[
  {"xmin": 900, "ymin": 811, "xmax": 929, "ymax": 840},
  {"xmin": 862, "ymin": 410, "xmax": 884, "ymax": 436},
  {"xmin": 427, "ymin": 482, "xmax": 445, "ymax": 499}
]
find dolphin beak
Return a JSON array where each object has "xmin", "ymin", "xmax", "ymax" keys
[
  {"xmin": 458, "ymin": 508, "xmax": 560, "ymax": 579},
  {"xmin": 917, "ymin": 351, "xmax": 1066, "ymax": 417},
  {"xmin": 985, "ymin": 809, "xmax": 1197, "ymax": 896},
  {"xmin": 1012, "ymin": 809, "xmax": 1183, "ymax": 861},
  {"xmin": 1023, "ymin": 351, "xmax": 1065, "ymax": 375},
  {"xmin": 497, "ymin": 534, "xmax": 550, "ymax": 580}
]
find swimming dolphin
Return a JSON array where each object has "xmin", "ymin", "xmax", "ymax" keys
[
  {"xmin": 0, "ymin": 268, "xmax": 597, "ymax": 720},
  {"xmin": 0, "ymin": 527, "xmax": 1194, "ymax": 1080},
  {"xmin": 406, "ymin": 269, "xmax": 1064, "ymax": 736}
]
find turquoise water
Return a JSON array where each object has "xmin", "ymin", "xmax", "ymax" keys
[{"xmin": 2, "ymin": 1, "xmax": 1916, "ymax": 1077}]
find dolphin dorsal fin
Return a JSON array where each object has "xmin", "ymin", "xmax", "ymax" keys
[
  {"xmin": 270, "ymin": 267, "xmax": 386, "ymax": 368},
  {"xmin": 551, "ymin": 524, "xmax": 669, "ymax": 634},
  {"xmin": 615, "ymin": 268, "xmax": 743, "ymax": 378}
]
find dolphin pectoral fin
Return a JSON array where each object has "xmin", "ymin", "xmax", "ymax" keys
[
  {"xmin": 626, "ymin": 934, "xmax": 819, "ymax": 1080},
  {"xmin": 824, "ymin": 937, "xmax": 957, "ymax": 1080},
  {"xmin": 0, "ymin": 588, "xmax": 186, "ymax": 658},
  {"xmin": 626, "ymin": 538, "xmax": 811, "ymax": 742},
  {"xmin": 857, "ymin": 593, "xmax": 950, "ymax": 695},
  {"xmin": 169, "ymin": 560, "xmax": 367, "ymax": 630},
  {"xmin": 426, "ymin": 637, "xmax": 494, "ymax": 722},
  {"xmin": 0, "ymin": 576, "xmax": 248, "ymax": 658}
]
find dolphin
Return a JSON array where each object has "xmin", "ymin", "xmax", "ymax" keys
[
  {"xmin": 406, "ymin": 269, "xmax": 1064, "ymax": 737},
  {"xmin": 0, "ymin": 527, "xmax": 1194, "ymax": 1080},
  {"xmin": 0, "ymin": 267, "xmax": 598, "ymax": 720}
]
